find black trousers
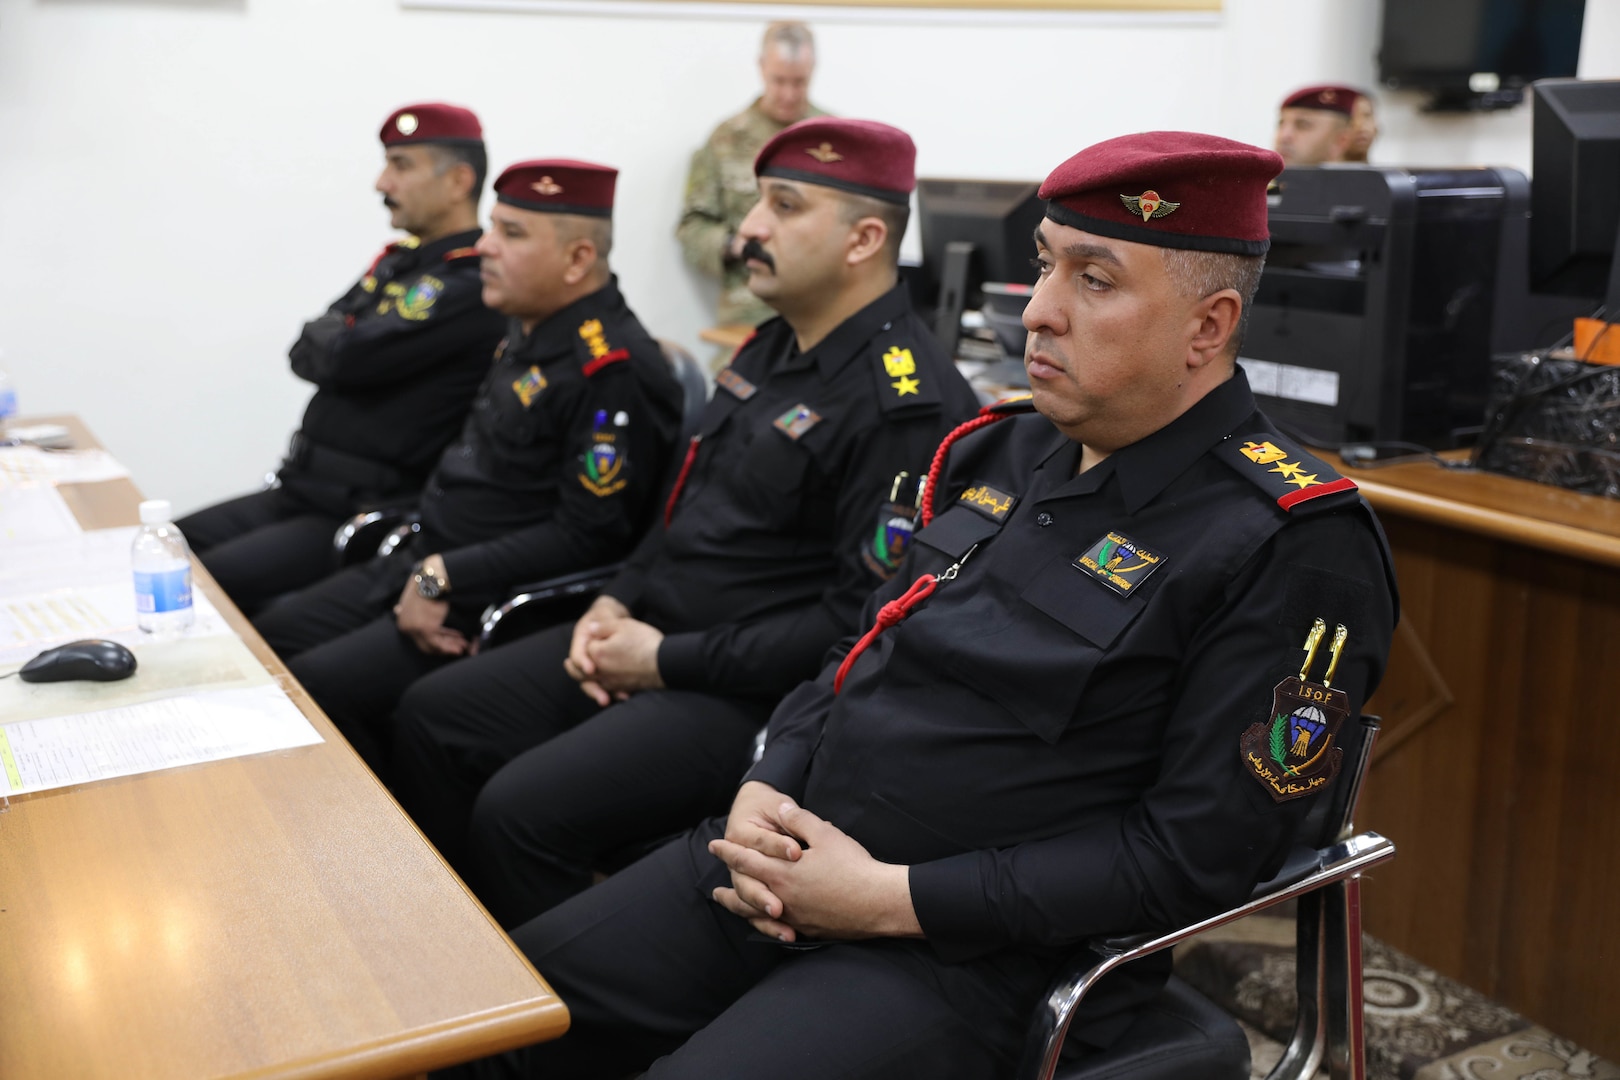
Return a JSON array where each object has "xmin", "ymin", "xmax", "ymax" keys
[
  {"xmin": 390, "ymin": 625, "xmax": 770, "ymax": 922},
  {"xmin": 178, "ymin": 487, "xmax": 343, "ymax": 615},
  {"xmin": 253, "ymin": 555, "xmax": 456, "ymax": 775},
  {"xmin": 436, "ymin": 820, "xmax": 1042, "ymax": 1080}
]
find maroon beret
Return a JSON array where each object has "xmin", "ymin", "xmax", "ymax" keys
[
  {"xmin": 493, "ymin": 159, "xmax": 617, "ymax": 218},
  {"xmin": 1039, "ymin": 131, "xmax": 1282, "ymax": 257},
  {"xmin": 755, "ymin": 117, "xmax": 915, "ymax": 206},
  {"xmin": 379, "ymin": 103, "xmax": 483, "ymax": 147},
  {"xmin": 1280, "ymin": 85, "xmax": 1362, "ymax": 116}
]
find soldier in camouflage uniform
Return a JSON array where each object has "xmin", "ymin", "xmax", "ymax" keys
[{"xmin": 677, "ymin": 21, "xmax": 827, "ymax": 332}]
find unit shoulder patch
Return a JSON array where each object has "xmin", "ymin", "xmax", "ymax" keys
[
  {"xmin": 873, "ymin": 343, "xmax": 941, "ymax": 413},
  {"xmin": 1215, "ymin": 433, "xmax": 1357, "ymax": 512},
  {"xmin": 578, "ymin": 409, "xmax": 630, "ymax": 497}
]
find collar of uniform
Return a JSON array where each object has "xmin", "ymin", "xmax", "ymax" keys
[
  {"xmin": 413, "ymin": 227, "xmax": 483, "ymax": 264},
  {"xmin": 794, "ymin": 281, "xmax": 913, "ymax": 380},
  {"xmin": 1108, "ymin": 368, "xmax": 1258, "ymax": 514},
  {"xmin": 1035, "ymin": 368, "xmax": 1258, "ymax": 514},
  {"xmin": 517, "ymin": 275, "xmax": 627, "ymax": 359}
]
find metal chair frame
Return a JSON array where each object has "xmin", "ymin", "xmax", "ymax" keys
[{"xmin": 1019, "ymin": 717, "xmax": 1393, "ymax": 1080}]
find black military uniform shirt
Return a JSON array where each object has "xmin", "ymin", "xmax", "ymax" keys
[
  {"xmin": 746, "ymin": 371, "xmax": 1398, "ymax": 1039},
  {"xmin": 282, "ymin": 229, "xmax": 505, "ymax": 513},
  {"xmin": 416, "ymin": 276, "xmax": 682, "ymax": 605},
  {"xmin": 601, "ymin": 282, "xmax": 980, "ymax": 700}
]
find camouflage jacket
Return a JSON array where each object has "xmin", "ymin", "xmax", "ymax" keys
[{"xmin": 676, "ymin": 98, "xmax": 827, "ymax": 327}]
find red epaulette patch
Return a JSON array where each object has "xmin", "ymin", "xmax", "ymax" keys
[
  {"xmin": 443, "ymin": 246, "xmax": 480, "ymax": 262},
  {"xmin": 1217, "ymin": 435, "xmax": 1358, "ymax": 512},
  {"xmin": 582, "ymin": 348, "xmax": 630, "ymax": 377}
]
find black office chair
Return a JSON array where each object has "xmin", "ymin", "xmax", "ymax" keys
[
  {"xmin": 474, "ymin": 338, "xmax": 712, "ymax": 650},
  {"xmin": 1020, "ymin": 715, "xmax": 1394, "ymax": 1080}
]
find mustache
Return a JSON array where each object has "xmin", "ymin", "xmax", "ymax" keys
[
  {"xmin": 382, "ymin": 196, "xmax": 400, "ymax": 210},
  {"xmin": 741, "ymin": 238, "xmax": 775, "ymax": 272}
]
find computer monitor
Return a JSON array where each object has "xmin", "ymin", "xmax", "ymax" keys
[
  {"xmin": 1530, "ymin": 78, "xmax": 1620, "ymax": 314},
  {"xmin": 1379, "ymin": 0, "xmax": 1585, "ymax": 111},
  {"xmin": 915, "ymin": 178, "xmax": 1044, "ymax": 349}
]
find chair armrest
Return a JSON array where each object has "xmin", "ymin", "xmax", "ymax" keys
[
  {"xmin": 477, "ymin": 562, "xmax": 626, "ymax": 649},
  {"xmin": 1017, "ymin": 831, "xmax": 1396, "ymax": 1080},
  {"xmin": 332, "ymin": 507, "xmax": 415, "ymax": 568}
]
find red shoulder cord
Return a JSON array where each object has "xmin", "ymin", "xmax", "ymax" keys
[{"xmin": 833, "ymin": 402, "xmax": 1022, "ymax": 693}]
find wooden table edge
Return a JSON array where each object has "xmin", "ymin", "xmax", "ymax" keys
[{"xmin": 231, "ymin": 998, "xmax": 572, "ymax": 1080}]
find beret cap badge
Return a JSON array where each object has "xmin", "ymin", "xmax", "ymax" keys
[
  {"xmin": 805, "ymin": 142, "xmax": 844, "ymax": 164},
  {"xmin": 395, "ymin": 113, "xmax": 419, "ymax": 136},
  {"xmin": 532, "ymin": 176, "xmax": 564, "ymax": 196},
  {"xmin": 1120, "ymin": 190, "xmax": 1180, "ymax": 222}
]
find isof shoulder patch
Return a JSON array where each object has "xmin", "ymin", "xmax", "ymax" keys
[
  {"xmin": 1216, "ymin": 434, "xmax": 1357, "ymax": 511},
  {"xmin": 873, "ymin": 343, "xmax": 941, "ymax": 413},
  {"xmin": 578, "ymin": 318, "xmax": 631, "ymax": 376}
]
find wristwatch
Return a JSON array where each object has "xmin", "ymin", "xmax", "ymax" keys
[{"xmin": 412, "ymin": 561, "xmax": 450, "ymax": 600}]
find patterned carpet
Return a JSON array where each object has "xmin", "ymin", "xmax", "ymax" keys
[{"xmin": 1175, "ymin": 913, "xmax": 1619, "ymax": 1080}]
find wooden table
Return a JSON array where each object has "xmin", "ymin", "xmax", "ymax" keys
[
  {"xmin": 0, "ymin": 417, "xmax": 569, "ymax": 1079},
  {"xmin": 1347, "ymin": 452, "xmax": 1620, "ymax": 1061}
]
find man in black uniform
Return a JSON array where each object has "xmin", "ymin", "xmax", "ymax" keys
[
  {"xmin": 253, "ymin": 159, "xmax": 683, "ymax": 773},
  {"xmin": 385, "ymin": 118, "xmax": 979, "ymax": 924},
  {"xmin": 179, "ymin": 103, "xmax": 504, "ymax": 614},
  {"xmin": 440, "ymin": 132, "xmax": 1399, "ymax": 1079}
]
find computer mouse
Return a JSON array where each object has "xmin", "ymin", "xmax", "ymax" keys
[{"xmin": 18, "ymin": 639, "xmax": 138, "ymax": 683}]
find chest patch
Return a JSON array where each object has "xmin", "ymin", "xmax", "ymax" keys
[
  {"xmin": 716, "ymin": 367, "xmax": 758, "ymax": 401},
  {"xmin": 956, "ymin": 482, "xmax": 1018, "ymax": 523},
  {"xmin": 773, "ymin": 404, "xmax": 822, "ymax": 440},
  {"xmin": 1073, "ymin": 531, "xmax": 1166, "ymax": 596},
  {"xmin": 512, "ymin": 365, "xmax": 547, "ymax": 408}
]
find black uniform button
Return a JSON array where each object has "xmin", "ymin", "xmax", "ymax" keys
[{"xmin": 1036, "ymin": 512, "xmax": 1054, "ymax": 527}]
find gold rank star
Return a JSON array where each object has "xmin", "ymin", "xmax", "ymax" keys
[
  {"xmin": 1269, "ymin": 459, "xmax": 1304, "ymax": 479},
  {"xmin": 1286, "ymin": 471, "xmax": 1322, "ymax": 489},
  {"xmin": 892, "ymin": 375, "xmax": 920, "ymax": 396}
]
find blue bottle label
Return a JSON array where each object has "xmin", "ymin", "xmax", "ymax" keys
[{"xmin": 135, "ymin": 567, "xmax": 193, "ymax": 613}]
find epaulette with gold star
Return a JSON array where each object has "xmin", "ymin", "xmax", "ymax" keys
[
  {"xmin": 872, "ymin": 340, "xmax": 941, "ymax": 413},
  {"xmin": 1217, "ymin": 432, "xmax": 1357, "ymax": 512}
]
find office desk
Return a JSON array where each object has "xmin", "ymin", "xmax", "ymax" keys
[
  {"xmin": 0, "ymin": 417, "xmax": 569, "ymax": 1079},
  {"xmin": 1346, "ymin": 454, "xmax": 1620, "ymax": 1061}
]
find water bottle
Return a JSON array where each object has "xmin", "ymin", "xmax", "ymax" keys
[
  {"xmin": 132, "ymin": 499, "xmax": 195, "ymax": 634},
  {"xmin": 0, "ymin": 360, "xmax": 17, "ymax": 425}
]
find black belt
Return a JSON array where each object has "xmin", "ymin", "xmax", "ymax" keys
[{"xmin": 283, "ymin": 431, "xmax": 411, "ymax": 494}]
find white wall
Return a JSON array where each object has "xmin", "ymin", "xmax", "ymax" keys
[{"xmin": 1, "ymin": 0, "xmax": 1616, "ymax": 515}]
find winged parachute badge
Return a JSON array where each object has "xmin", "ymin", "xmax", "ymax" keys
[
  {"xmin": 1120, "ymin": 190, "xmax": 1180, "ymax": 222},
  {"xmin": 805, "ymin": 142, "xmax": 843, "ymax": 164}
]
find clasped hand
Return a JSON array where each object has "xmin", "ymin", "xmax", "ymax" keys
[
  {"xmin": 707, "ymin": 781, "xmax": 919, "ymax": 943},
  {"xmin": 563, "ymin": 595, "xmax": 666, "ymax": 706}
]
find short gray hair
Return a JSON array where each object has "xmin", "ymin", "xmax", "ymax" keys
[
  {"xmin": 1160, "ymin": 248, "xmax": 1266, "ymax": 357},
  {"xmin": 762, "ymin": 21, "xmax": 814, "ymax": 60}
]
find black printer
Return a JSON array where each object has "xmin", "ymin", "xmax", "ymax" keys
[{"xmin": 1243, "ymin": 166, "xmax": 1531, "ymax": 448}]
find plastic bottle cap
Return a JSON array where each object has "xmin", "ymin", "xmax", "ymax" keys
[{"xmin": 139, "ymin": 499, "xmax": 173, "ymax": 526}]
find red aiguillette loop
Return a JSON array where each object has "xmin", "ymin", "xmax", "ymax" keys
[
  {"xmin": 833, "ymin": 573, "xmax": 939, "ymax": 693},
  {"xmin": 663, "ymin": 435, "xmax": 702, "ymax": 527}
]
